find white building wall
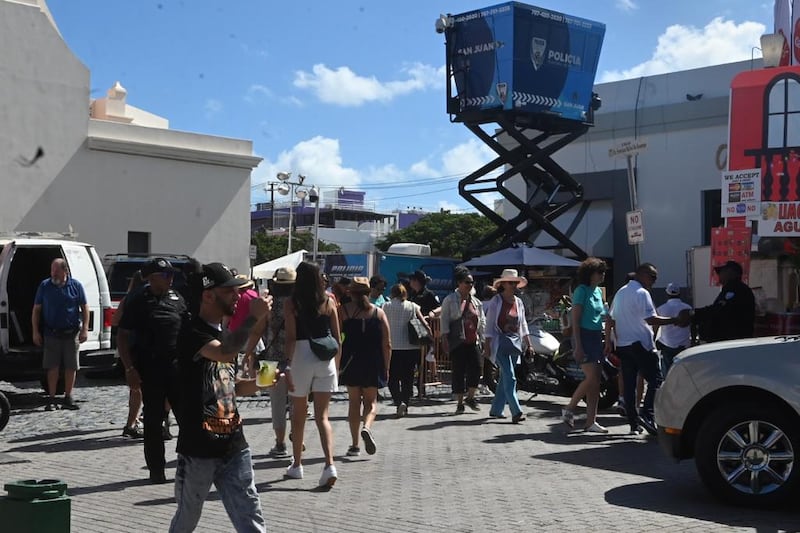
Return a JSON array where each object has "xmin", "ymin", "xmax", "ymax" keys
[{"xmin": 0, "ymin": 1, "xmax": 260, "ymax": 272}]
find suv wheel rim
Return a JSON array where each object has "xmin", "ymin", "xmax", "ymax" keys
[{"xmin": 717, "ymin": 420, "xmax": 794, "ymax": 495}]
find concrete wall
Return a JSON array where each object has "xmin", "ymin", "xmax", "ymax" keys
[{"xmin": 0, "ymin": 1, "xmax": 260, "ymax": 272}]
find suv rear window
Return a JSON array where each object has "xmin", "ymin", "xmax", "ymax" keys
[{"xmin": 107, "ymin": 261, "xmax": 188, "ymax": 300}]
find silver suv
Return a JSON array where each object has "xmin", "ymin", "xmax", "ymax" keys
[{"xmin": 655, "ymin": 335, "xmax": 800, "ymax": 506}]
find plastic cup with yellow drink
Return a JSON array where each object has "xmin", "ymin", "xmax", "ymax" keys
[{"xmin": 256, "ymin": 360, "xmax": 278, "ymax": 388}]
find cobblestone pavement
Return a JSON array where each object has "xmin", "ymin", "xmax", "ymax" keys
[{"xmin": 0, "ymin": 376, "xmax": 798, "ymax": 532}]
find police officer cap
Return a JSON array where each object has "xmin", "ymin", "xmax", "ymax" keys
[
  {"xmin": 201, "ymin": 262, "xmax": 250, "ymax": 290},
  {"xmin": 141, "ymin": 257, "xmax": 177, "ymax": 277},
  {"xmin": 713, "ymin": 260, "xmax": 743, "ymax": 276}
]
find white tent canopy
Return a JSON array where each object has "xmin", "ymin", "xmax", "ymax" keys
[{"xmin": 252, "ymin": 249, "xmax": 307, "ymax": 280}]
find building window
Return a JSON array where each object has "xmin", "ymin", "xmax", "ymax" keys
[
  {"xmin": 128, "ymin": 231, "xmax": 150, "ymax": 254},
  {"xmin": 767, "ymin": 77, "xmax": 800, "ymax": 149},
  {"xmin": 701, "ymin": 189, "xmax": 722, "ymax": 246}
]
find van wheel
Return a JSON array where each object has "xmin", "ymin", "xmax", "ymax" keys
[
  {"xmin": 695, "ymin": 404, "xmax": 800, "ymax": 506},
  {"xmin": 40, "ymin": 374, "xmax": 65, "ymax": 395},
  {"xmin": 0, "ymin": 392, "xmax": 10, "ymax": 432}
]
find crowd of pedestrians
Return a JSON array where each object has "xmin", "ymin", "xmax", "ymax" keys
[{"xmin": 35, "ymin": 251, "xmax": 757, "ymax": 532}]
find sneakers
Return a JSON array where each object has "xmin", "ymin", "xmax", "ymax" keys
[
  {"xmin": 45, "ymin": 400, "xmax": 58, "ymax": 411},
  {"xmin": 512, "ymin": 412, "xmax": 526, "ymax": 424},
  {"xmin": 319, "ymin": 464, "xmax": 337, "ymax": 488},
  {"xmin": 62, "ymin": 395, "xmax": 79, "ymax": 410},
  {"xmin": 488, "ymin": 412, "xmax": 507, "ymax": 419},
  {"xmin": 122, "ymin": 424, "xmax": 144, "ymax": 439},
  {"xmin": 361, "ymin": 427, "xmax": 377, "ymax": 455},
  {"xmin": 346, "ymin": 446, "xmax": 361, "ymax": 457},
  {"xmin": 285, "ymin": 464, "xmax": 304, "ymax": 479},
  {"xmin": 638, "ymin": 414, "xmax": 657, "ymax": 435},
  {"xmin": 629, "ymin": 426, "xmax": 645, "ymax": 435},
  {"xmin": 455, "ymin": 403, "xmax": 466, "ymax": 414},
  {"xmin": 464, "ymin": 397, "xmax": 480, "ymax": 411},
  {"xmin": 396, "ymin": 403, "xmax": 408, "ymax": 418},
  {"xmin": 268, "ymin": 443, "xmax": 289, "ymax": 458},
  {"xmin": 584, "ymin": 422, "xmax": 609, "ymax": 434},
  {"xmin": 561, "ymin": 408, "xmax": 575, "ymax": 428}
]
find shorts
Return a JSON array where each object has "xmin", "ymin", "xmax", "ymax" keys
[
  {"xmin": 43, "ymin": 334, "xmax": 80, "ymax": 370},
  {"xmin": 578, "ymin": 328, "xmax": 604, "ymax": 364},
  {"xmin": 288, "ymin": 340, "xmax": 338, "ymax": 397}
]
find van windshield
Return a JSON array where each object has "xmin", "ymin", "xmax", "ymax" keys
[{"xmin": 108, "ymin": 262, "xmax": 187, "ymax": 300}]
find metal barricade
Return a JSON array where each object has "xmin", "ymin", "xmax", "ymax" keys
[{"xmin": 416, "ymin": 317, "xmax": 452, "ymax": 396}]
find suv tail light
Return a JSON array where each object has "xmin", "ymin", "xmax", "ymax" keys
[{"xmin": 103, "ymin": 307, "xmax": 113, "ymax": 330}]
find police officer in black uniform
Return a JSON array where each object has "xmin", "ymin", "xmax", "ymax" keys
[
  {"xmin": 118, "ymin": 258, "xmax": 187, "ymax": 484},
  {"xmin": 691, "ymin": 260, "xmax": 755, "ymax": 342}
]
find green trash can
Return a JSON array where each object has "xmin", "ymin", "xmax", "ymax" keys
[{"xmin": 0, "ymin": 479, "xmax": 71, "ymax": 533}]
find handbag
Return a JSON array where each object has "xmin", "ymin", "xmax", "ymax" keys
[
  {"xmin": 309, "ymin": 332, "xmax": 338, "ymax": 360},
  {"xmin": 408, "ymin": 314, "xmax": 430, "ymax": 345},
  {"xmin": 446, "ymin": 298, "xmax": 470, "ymax": 351}
]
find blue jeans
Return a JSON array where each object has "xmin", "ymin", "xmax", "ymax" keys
[
  {"xmin": 170, "ymin": 448, "xmax": 265, "ymax": 533},
  {"xmin": 490, "ymin": 350, "xmax": 523, "ymax": 417},
  {"xmin": 616, "ymin": 342, "xmax": 662, "ymax": 429}
]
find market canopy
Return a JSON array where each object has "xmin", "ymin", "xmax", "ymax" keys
[
  {"xmin": 462, "ymin": 246, "xmax": 580, "ymax": 268},
  {"xmin": 252, "ymin": 249, "xmax": 307, "ymax": 280}
]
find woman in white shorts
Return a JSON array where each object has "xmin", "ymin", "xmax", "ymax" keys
[{"xmin": 283, "ymin": 261, "xmax": 341, "ymax": 488}]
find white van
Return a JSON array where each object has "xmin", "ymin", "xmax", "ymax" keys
[{"xmin": 0, "ymin": 235, "xmax": 114, "ymax": 381}]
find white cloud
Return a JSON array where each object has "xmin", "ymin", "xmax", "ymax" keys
[
  {"xmin": 616, "ymin": 0, "xmax": 638, "ymax": 11},
  {"xmin": 253, "ymin": 136, "xmax": 361, "ymax": 197},
  {"xmin": 204, "ymin": 98, "xmax": 222, "ymax": 119},
  {"xmin": 293, "ymin": 62, "xmax": 443, "ymax": 106},
  {"xmin": 600, "ymin": 17, "xmax": 766, "ymax": 82},
  {"xmin": 245, "ymin": 84, "xmax": 272, "ymax": 103},
  {"xmin": 437, "ymin": 200, "xmax": 462, "ymax": 212},
  {"xmin": 440, "ymin": 138, "xmax": 496, "ymax": 177}
]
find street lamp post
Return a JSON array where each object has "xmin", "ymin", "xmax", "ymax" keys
[
  {"xmin": 270, "ymin": 172, "xmax": 310, "ymax": 255},
  {"xmin": 309, "ymin": 185, "xmax": 321, "ymax": 261}
]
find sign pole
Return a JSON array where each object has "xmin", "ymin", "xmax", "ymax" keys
[{"xmin": 626, "ymin": 154, "xmax": 640, "ymax": 266}]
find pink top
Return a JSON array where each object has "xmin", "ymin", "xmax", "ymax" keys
[{"xmin": 228, "ymin": 288, "xmax": 258, "ymax": 332}]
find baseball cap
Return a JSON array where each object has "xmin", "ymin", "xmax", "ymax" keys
[
  {"xmin": 713, "ymin": 260, "xmax": 743, "ymax": 275},
  {"xmin": 141, "ymin": 257, "xmax": 177, "ymax": 277},
  {"xmin": 665, "ymin": 283, "xmax": 681, "ymax": 296},
  {"xmin": 201, "ymin": 262, "xmax": 249, "ymax": 290}
]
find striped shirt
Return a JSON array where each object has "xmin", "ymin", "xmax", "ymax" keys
[{"xmin": 382, "ymin": 298, "xmax": 420, "ymax": 351}]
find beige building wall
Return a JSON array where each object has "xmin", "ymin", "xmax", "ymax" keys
[{"xmin": 0, "ymin": 0, "xmax": 261, "ymax": 272}]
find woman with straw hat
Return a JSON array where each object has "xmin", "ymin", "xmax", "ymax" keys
[{"xmin": 483, "ymin": 269, "xmax": 532, "ymax": 423}]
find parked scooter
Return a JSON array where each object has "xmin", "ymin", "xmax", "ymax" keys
[{"xmin": 484, "ymin": 318, "xmax": 619, "ymax": 410}]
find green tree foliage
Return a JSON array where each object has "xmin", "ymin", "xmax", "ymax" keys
[
  {"xmin": 375, "ymin": 212, "xmax": 500, "ymax": 258},
  {"xmin": 251, "ymin": 231, "xmax": 340, "ymax": 263}
]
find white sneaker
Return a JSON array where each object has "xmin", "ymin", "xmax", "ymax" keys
[
  {"xmin": 561, "ymin": 408, "xmax": 575, "ymax": 428},
  {"xmin": 319, "ymin": 464, "xmax": 337, "ymax": 488},
  {"xmin": 396, "ymin": 403, "xmax": 408, "ymax": 418},
  {"xmin": 584, "ymin": 422, "xmax": 609, "ymax": 434},
  {"xmin": 285, "ymin": 464, "xmax": 303, "ymax": 479}
]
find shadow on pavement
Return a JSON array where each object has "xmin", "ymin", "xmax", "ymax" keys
[
  {"xmin": 68, "ymin": 477, "xmax": 152, "ymax": 496},
  {"xmin": 533, "ymin": 440, "xmax": 800, "ymax": 528},
  {"xmin": 605, "ymin": 480, "xmax": 800, "ymax": 530},
  {"xmin": 406, "ymin": 417, "xmax": 488, "ymax": 431},
  {"xmin": 6, "ymin": 434, "xmax": 143, "ymax": 453},
  {"xmin": 7, "ymin": 428, "xmax": 112, "ymax": 443}
]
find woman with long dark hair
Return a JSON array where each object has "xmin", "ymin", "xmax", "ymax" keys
[
  {"xmin": 440, "ymin": 267, "xmax": 485, "ymax": 414},
  {"xmin": 283, "ymin": 261, "xmax": 341, "ymax": 488},
  {"xmin": 562, "ymin": 257, "xmax": 609, "ymax": 433},
  {"xmin": 338, "ymin": 277, "xmax": 391, "ymax": 456}
]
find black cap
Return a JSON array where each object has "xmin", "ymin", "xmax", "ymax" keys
[
  {"xmin": 141, "ymin": 257, "xmax": 177, "ymax": 277},
  {"xmin": 714, "ymin": 260, "xmax": 743, "ymax": 276},
  {"xmin": 201, "ymin": 262, "xmax": 249, "ymax": 290},
  {"xmin": 410, "ymin": 270, "xmax": 429, "ymax": 284}
]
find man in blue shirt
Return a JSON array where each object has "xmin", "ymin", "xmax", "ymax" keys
[{"xmin": 32, "ymin": 258, "xmax": 89, "ymax": 411}]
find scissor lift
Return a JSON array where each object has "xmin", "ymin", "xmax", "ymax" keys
[{"xmin": 439, "ymin": 3, "xmax": 605, "ymax": 260}]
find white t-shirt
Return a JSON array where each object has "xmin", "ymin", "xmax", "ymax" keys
[
  {"xmin": 656, "ymin": 298, "xmax": 692, "ymax": 348},
  {"xmin": 609, "ymin": 280, "xmax": 657, "ymax": 350}
]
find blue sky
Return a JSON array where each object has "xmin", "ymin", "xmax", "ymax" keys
[{"xmin": 46, "ymin": 0, "xmax": 774, "ymax": 214}]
